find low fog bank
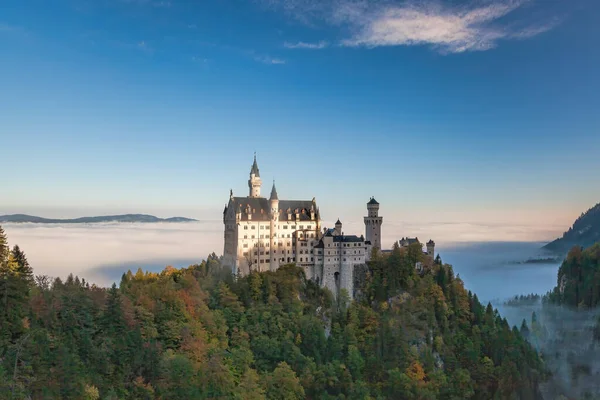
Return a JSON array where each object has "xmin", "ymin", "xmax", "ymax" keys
[
  {"xmin": 3, "ymin": 223, "xmax": 561, "ymax": 296},
  {"xmin": 439, "ymin": 241, "xmax": 560, "ymax": 303},
  {"xmin": 498, "ymin": 302, "xmax": 600, "ymax": 399},
  {"xmin": 2, "ymin": 222, "xmax": 222, "ymax": 286}
]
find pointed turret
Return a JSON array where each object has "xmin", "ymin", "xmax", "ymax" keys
[
  {"xmin": 251, "ymin": 153, "xmax": 260, "ymax": 177},
  {"xmin": 270, "ymin": 180, "xmax": 278, "ymax": 200},
  {"xmin": 248, "ymin": 153, "xmax": 262, "ymax": 198}
]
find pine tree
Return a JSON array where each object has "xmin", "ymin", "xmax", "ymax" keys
[{"xmin": 0, "ymin": 225, "xmax": 9, "ymax": 266}]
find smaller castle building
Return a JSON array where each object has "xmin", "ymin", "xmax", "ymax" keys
[{"xmin": 399, "ymin": 237, "xmax": 436, "ymax": 258}]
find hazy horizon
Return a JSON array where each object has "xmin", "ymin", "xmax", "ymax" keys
[{"xmin": 2, "ymin": 219, "xmax": 562, "ymax": 292}]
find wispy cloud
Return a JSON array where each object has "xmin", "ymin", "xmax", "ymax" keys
[
  {"xmin": 254, "ymin": 54, "xmax": 286, "ymax": 64},
  {"xmin": 284, "ymin": 40, "xmax": 328, "ymax": 49},
  {"xmin": 263, "ymin": 0, "xmax": 561, "ymax": 54},
  {"xmin": 341, "ymin": 1, "xmax": 557, "ymax": 53}
]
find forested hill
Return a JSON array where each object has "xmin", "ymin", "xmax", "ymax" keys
[
  {"xmin": 543, "ymin": 202, "xmax": 600, "ymax": 253},
  {"xmin": 546, "ymin": 243, "xmax": 600, "ymax": 308},
  {"xmin": 0, "ymin": 214, "xmax": 197, "ymax": 224},
  {"xmin": 0, "ymin": 225, "xmax": 546, "ymax": 399}
]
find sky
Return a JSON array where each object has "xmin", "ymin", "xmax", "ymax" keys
[{"xmin": 1, "ymin": 0, "xmax": 600, "ymax": 241}]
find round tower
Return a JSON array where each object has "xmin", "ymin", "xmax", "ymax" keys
[
  {"xmin": 364, "ymin": 197, "xmax": 383, "ymax": 251},
  {"xmin": 248, "ymin": 153, "xmax": 262, "ymax": 198},
  {"xmin": 269, "ymin": 181, "xmax": 279, "ymax": 271}
]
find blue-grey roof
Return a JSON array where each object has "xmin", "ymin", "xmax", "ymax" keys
[
  {"xmin": 229, "ymin": 197, "xmax": 318, "ymax": 221},
  {"xmin": 333, "ymin": 235, "xmax": 363, "ymax": 243},
  {"xmin": 270, "ymin": 182, "xmax": 278, "ymax": 200},
  {"xmin": 250, "ymin": 155, "xmax": 260, "ymax": 177},
  {"xmin": 367, "ymin": 197, "xmax": 379, "ymax": 205}
]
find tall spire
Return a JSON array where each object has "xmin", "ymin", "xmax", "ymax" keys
[
  {"xmin": 250, "ymin": 152, "xmax": 260, "ymax": 177},
  {"xmin": 270, "ymin": 180, "xmax": 278, "ymax": 200},
  {"xmin": 248, "ymin": 153, "xmax": 262, "ymax": 198}
]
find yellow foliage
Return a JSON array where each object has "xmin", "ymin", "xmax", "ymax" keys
[
  {"xmin": 83, "ymin": 384, "xmax": 100, "ymax": 400},
  {"xmin": 406, "ymin": 360, "xmax": 426, "ymax": 383}
]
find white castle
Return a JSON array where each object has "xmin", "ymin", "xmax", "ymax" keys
[{"xmin": 222, "ymin": 155, "xmax": 384, "ymax": 297}]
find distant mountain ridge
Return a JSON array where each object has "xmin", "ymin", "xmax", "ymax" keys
[
  {"xmin": 543, "ymin": 202, "xmax": 600, "ymax": 253},
  {"xmin": 0, "ymin": 214, "xmax": 197, "ymax": 224}
]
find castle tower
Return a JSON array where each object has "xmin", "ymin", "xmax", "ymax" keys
[
  {"xmin": 248, "ymin": 154, "xmax": 262, "ymax": 198},
  {"xmin": 269, "ymin": 181, "xmax": 279, "ymax": 271},
  {"xmin": 426, "ymin": 240, "xmax": 435, "ymax": 258},
  {"xmin": 334, "ymin": 219, "xmax": 342, "ymax": 236},
  {"xmin": 364, "ymin": 197, "xmax": 383, "ymax": 251}
]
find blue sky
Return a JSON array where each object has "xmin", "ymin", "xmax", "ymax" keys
[{"xmin": 1, "ymin": 0, "xmax": 599, "ymax": 238}]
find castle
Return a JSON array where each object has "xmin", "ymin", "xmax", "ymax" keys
[{"xmin": 222, "ymin": 155, "xmax": 434, "ymax": 297}]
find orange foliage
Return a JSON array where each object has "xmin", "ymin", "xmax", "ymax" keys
[{"xmin": 406, "ymin": 360, "xmax": 426, "ymax": 384}]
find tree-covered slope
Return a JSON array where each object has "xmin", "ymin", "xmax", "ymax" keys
[
  {"xmin": 0, "ymin": 226, "xmax": 546, "ymax": 399},
  {"xmin": 544, "ymin": 203, "xmax": 600, "ymax": 254},
  {"xmin": 546, "ymin": 243, "xmax": 600, "ymax": 308}
]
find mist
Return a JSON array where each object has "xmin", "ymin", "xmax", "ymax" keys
[
  {"xmin": 497, "ymin": 302, "xmax": 600, "ymax": 399},
  {"xmin": 3, "ymin": 221, "xmax": 560, "ymax": 300},
  {"xmin": 2, "ymin": 221, "xmax": 222, "ymax": 286}
]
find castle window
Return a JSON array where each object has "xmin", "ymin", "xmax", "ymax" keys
[
  {"xmin": 243, "ymin": 244, "xmax": 248, "ymax": 248},
  {"xmin": 311, "ymin": 257, "xmax": 313, "ymax": 261},
  {"xmin": 251, "ymin": 226, "xmax": 255, "ymax": 229},
  {"xmin": 244, "ymin": 235, "xmax": 247, "ymax": 239},
  {"xmin": 243, "ymin": 252, "xmax": 248, "ymax": 256},
  {"xmin": 244, "ymin": 226, "xmax": 248, "ymax": 230},
  {"xmin": 252, "ymin": 235, "xmax": 255, "ymax": 239},
  {"xmin": 300, "ymin": 225, "xmax": 304, "ymax": 229},
  {"xmin": 300, "ymin": 258, "xmax": 303, "ymax": 262},
  {"xmin": 283, "ymin": 225, "xmax": 288, "ymax": 229},
  {"xmin": 266, "ymin": 251, "xmax": 269, "ymax": 255},
  {"xmin": 260, "ymin": 235, "xmax": 264, "ymax": 239},
  {"xmin": 343, "ymin": 258, "xmax": 346, "ymax": 261},
  {"xmin": 292, "ymin": 225, "xmax": 296, "ymax": 229},
  {"xmin": 274, "ymin": 250, "xmax": 276, "ymax": 254}
]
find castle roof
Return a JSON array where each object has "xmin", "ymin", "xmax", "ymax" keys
[
  {"xmin": 335, "ymin": 219, "xmax": 342, "ymax": 225},
  {"xmin": 315, "ymin": 234, "xmax": 364, "ymax": 248},
  {"xmin": 333, "ymin": 235, "xmax": 363, "ymax": 243},
  {"xmin": 400, "ymin": 237, "xmax": 420, "ymax": 245},
  {"xmin": 250, "ymin": 154, "xmax": 260, "ymax": 177},
  {"xmin": 367, "ymin": 197, "xmax": 379, "ymax": 205},
  {"xmin": 427, "ymin": 239, "xmax": 435, "ymax": 245},
  {"xmin": 231, "ymin": 197, "xmax": 318, "ymax": 222},
  {"xmin": 270, "ymin": 182, "xmax": 278, "ymax": 201}
]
